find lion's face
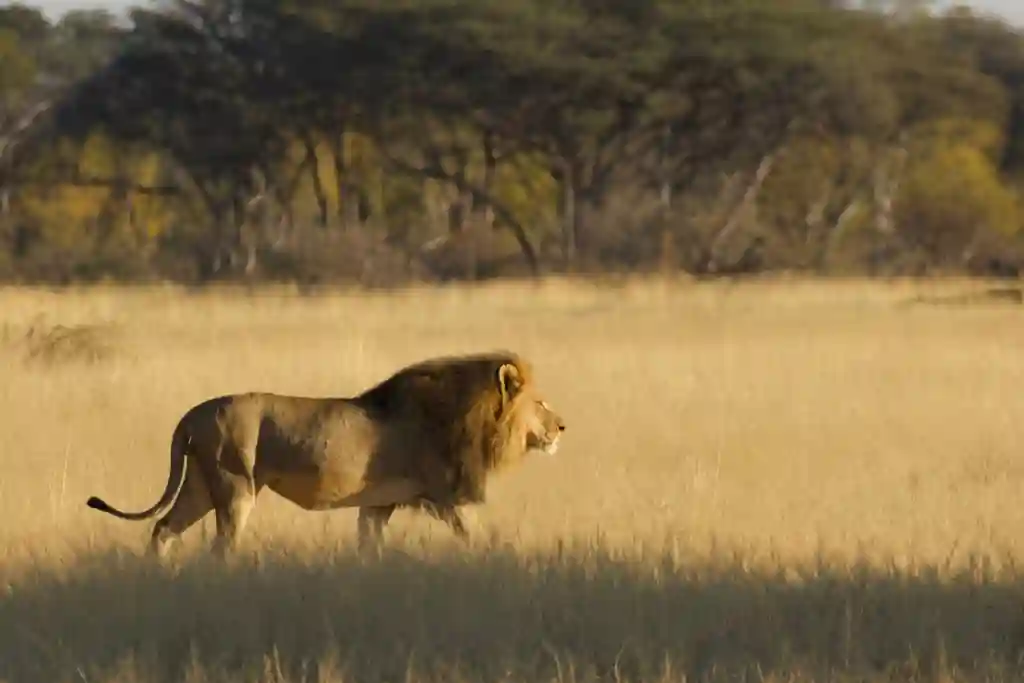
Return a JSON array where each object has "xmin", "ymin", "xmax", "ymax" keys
[
  {"xmin": 495, "ymin": 359, "xmax": 566, "ymax": 461},
  {"xmin": 520, "ymin": 398, "xmax": 566, "ymax": 457}
]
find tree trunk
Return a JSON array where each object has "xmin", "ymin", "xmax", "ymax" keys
[
  {"xmin": 301, "ymin": 135, "xmax": 329, "ymax": 228},
  {"xmin": 706, "ymin": 152, "xmax": 776, "ymax": 273},
  {"xmin": 480, "ymin": 132, "xmax": 497, "ymax": 231},
  {"xmin": 658, "ymin": 124, "xmax": 675, "ymax": 276},
  {"xmin": 559, "ymin": 160, "xmax": 579, "ymax": 270},
  {"xmin": 329, "ymin": 126, "xmax": 367, "ymax": 228}
]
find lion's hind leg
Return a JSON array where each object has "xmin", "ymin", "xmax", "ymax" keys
[
  {"xmin": 195, "ymin": 436, "xmax": 262, "ymax": 559},
  {"xmin": 209, "ymin": 487, "xmax": 258, "ymax": 559},
  {"xmin": 150, "ymin": 463, "xmax": 213, "ymax": 559},
  {"xmin": 205, "ymin": 463, "xmax": 262, "ymax": 559}
]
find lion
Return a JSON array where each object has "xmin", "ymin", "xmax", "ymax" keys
[{"xmin": 85, "ymin": 350, "xmax": 566, "ymax": 558}]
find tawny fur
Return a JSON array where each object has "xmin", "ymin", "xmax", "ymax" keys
[{"xmin": 85, "ymin": 350, "xmax": 566, "ymax": 557}]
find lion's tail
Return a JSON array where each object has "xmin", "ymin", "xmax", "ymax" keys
[{"xmin": 85, "ymin": 418, "xmax": 190, "ymax": 521}]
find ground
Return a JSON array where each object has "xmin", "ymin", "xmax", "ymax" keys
[{"xmin": 1, "ymin": 276, "xmax": 1023, "ymax": 682}]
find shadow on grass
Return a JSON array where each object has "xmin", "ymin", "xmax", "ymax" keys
[{"xmin": 4, "ymin": 543, "xmax": 1024, "ymax": 682}]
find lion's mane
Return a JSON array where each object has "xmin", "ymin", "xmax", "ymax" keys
[{"xmin": 354, "ymin": 349, "xmax": 535, "ymax": 505}]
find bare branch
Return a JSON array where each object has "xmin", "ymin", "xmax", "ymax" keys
[
  {"xmin": 6, "ymin": 173, "xmax": 181, "ymax": 196},
  {"xmin": 377, "ymin": 143, "xmax": 540, "ymax": 277},
  {"xmin": 0, "ymin": 99, "xmax": 54, "ymax": 170}
]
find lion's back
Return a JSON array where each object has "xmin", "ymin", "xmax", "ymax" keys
[{"xmin": 354, "ymin": 350, "xmax": 528, "ymax": 417}]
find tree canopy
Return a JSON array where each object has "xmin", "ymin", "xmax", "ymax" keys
[{"xmin": 1, "ymin": 0, "xmax": 1023, "ymax": 283}]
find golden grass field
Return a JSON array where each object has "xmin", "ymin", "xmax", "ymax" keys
[{"xmin": 2, "ymin": 276, "xmax": 1024, "ymax": 682}]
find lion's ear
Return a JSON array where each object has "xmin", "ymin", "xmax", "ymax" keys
[{"xmin": 497, "ymin": 363, "xmax": 524, "ymax": 407}]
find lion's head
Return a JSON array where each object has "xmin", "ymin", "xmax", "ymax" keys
[{"xmin": 496, "ymin": 362, "xmax": 566, "ymax": 458}]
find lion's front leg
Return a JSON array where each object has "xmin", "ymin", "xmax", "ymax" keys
[
  {"xmin": 357, "ymin": 505, "xmax": 395, "ymax": 555},
  {"xmin": 432, "ymin": 505, "xmax": 477, "ymax": 544}
]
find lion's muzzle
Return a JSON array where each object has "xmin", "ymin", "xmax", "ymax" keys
[{"xmin": 528, "ymin": 413, "xmax": 565, "ymax": 456}]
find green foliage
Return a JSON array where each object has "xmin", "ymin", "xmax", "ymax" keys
[
  {"xmin": 2, "ymin": 0, "xmax": 1024, "ymax": 282},
  {"xmin": 896, "ymin": 119, "xmax": 1020, "ymax": 262},
  {"xmin": 0, "ymin": 28, "xmax": 36, "ymax": 98}
]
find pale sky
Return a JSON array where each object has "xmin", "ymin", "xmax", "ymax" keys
[{"xmin": 15, "ymin": 0, "xmax": 1024, "ymax": 25}]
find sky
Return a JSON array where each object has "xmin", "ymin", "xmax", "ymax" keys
[
  {"xmin": 15, "ymin": 0, "xmax": 1024, "ymax": 25},
  {"xmin": 934, "ymin": 0, "xmax": 1024, "ymax": 23}
]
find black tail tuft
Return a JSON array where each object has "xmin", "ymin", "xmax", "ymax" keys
[{"xmin": 86, "ymin": 496, "xmax": 109, "ymax": 512}]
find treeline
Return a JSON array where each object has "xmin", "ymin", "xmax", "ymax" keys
[{"xmin": 2, "ymin": 0, "xmax": 1024, "ymax": 285}]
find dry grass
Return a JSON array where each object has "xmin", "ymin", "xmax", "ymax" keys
[{"xmin": 1, "ymin": 276, "xmax": 1023, "ymax": 682}]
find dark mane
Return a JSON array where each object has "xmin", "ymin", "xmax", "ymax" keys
[{"xmin": 354, "ymin": 350, "xmax": 534, "ymax": 504}]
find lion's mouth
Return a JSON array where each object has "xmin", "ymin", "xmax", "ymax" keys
[{"xmin": 528, "ymin": 434, "xmax": 560, "ymax": 456}]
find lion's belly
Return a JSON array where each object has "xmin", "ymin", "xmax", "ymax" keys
[
  {"xmin": 267, "ymin": 473, "xmax": 424, "ymax": 510},
  {"xmin": 255, "ymin": 400, "xmax": 430, "ymax": 510}
]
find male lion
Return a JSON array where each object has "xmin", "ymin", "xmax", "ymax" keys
[{"xmin": 85, "ymin": 350, "xmax": 565, "ymax": 558}]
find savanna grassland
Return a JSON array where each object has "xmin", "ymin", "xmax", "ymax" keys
[{"xmin": 2, "ymin": 277, "xmax": 1024, "ymax": 683}]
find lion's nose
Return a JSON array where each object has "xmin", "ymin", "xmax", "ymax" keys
[{"xmin": 558, "ymin": 420, "xmax": 566, "ymax": 432}]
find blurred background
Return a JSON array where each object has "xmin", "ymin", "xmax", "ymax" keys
[{"xmin": 3, "ymin": 0, "xmax": 1024, "ymax": 287}]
